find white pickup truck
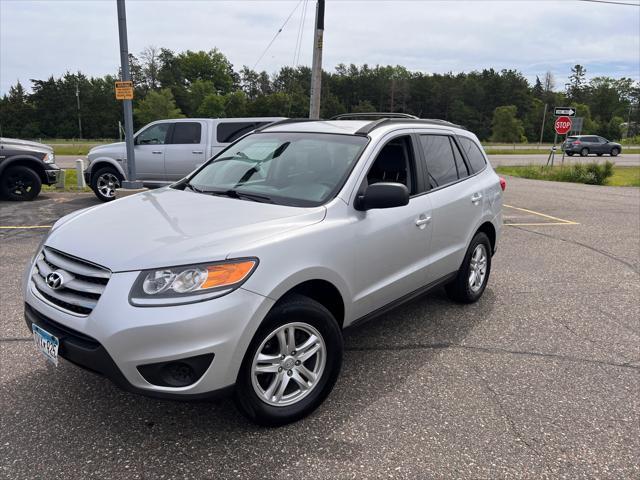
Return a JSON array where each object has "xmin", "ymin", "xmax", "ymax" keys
[{"xmin": 84, "ymin": 117, "xmax": 284, "ymax": 201}]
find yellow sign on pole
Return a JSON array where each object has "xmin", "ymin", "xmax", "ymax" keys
[{"xmin": 115, "ymin": 81, "xmax": 134, "ymax": 100}]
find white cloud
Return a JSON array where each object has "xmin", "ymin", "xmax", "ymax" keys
[{"xmin": 1, "ymin": 0, "xmax": 639, "ymax": 93}]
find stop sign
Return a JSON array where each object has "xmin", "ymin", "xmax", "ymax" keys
[{"xmin": 555, "ymin": 116, "xmax": 572, "ymax": 135}]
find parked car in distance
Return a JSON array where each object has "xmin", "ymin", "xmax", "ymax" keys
[
  {"xmin": 84, "ymin": 117, "xmax": 285, "ymax": 201},
  {"xmin": 0, "ymin": 137, "xmax": 61, "ymax": 201},
  {"xmin": 25, "ymin": 116, "xmax": 504, "ymax": 425},
  {"xmin": 562, "ymin": 135, "xmax": 622, "ymax": 157}
]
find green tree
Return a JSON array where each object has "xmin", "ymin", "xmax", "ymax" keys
[
  {"xmin": 567, "ymin": 64, "xmax": 587, "ymax": 103},
  {"xmin": 490, "ymin": 105, "xmax": 526, "ymax": 143},
  {"xmin": 133, "ymin": 88, "xmax": 183, "ymax": 126},
  {"xmin": 224, "ymin": 91, "xmax": 248, "ymax": 117},
  {"xmin": 196, "ymin": 93, "xmax": 225, "ymax": 117}
]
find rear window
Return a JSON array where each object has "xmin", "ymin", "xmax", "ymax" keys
[
  {"xmin": 171, "ymin": 122, "xmax": 202, "ymax": 144},
  {"xmin": 567, "ymin": 136, "xmax": 578, "ymax": 142},
  {"xmin": 457, "ymin": 137, "xmax": 487, "ymax": 173},
  {"xmin": 217, "ymin": 122, "xmax": 271, "ymax": 143}
]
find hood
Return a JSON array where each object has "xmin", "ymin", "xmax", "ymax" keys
[
  {"xmin": 0, "ymin": 137, "xmax": 52, "ymax": 154},
  {"xmin": 88, "ymin": 142, "xmax": 125, "ymax": 159},
  {"xmin": 45, "ymin": 188, "xmax": 326, "ymax": 272}
]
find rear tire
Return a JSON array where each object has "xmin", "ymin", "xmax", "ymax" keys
[
  {"xmin": 580, "ymin": 148, "xmax": 589, "ymax": 157},
  {"xmin": 0, "ymin": 166, "xmax": 42, "ymax": 201},
  {"xmin": 566, "ymin": 152, "xmax": 574, "ymax": 156},
  {"xmin": 445, "ymin": 232, "xmax": 492, "ymax": 304},
  {"xmin": 234, "ymin": 294, "xmax": 343, "ymax": 426},
  {"xmin": 610, "ymin": 148, "xmax": 619, "ymax": 157},
  {"xmin": 91, "ymin": 167, "xmax": 121, "ymax": 202}
]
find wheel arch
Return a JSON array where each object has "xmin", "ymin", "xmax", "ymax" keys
[
  {"xmin": 0, "ymin": 156, "xmax": 47, "ymax": 183},
  {"xmin": 274, "ymin": 279, "xmax": 346, "ymax": 328},
  {"xmin": 475, "ymin": 221, "xmax": 497, "ymax": 255},
  {"xmin": 88, "ymin": 159, "xmax": 126, "ymax": 183}
]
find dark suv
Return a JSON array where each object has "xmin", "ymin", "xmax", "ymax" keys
[
  {"xmin": 0, "ymin": 138, "xmax": 62, "ymax": 200},
  {"xmin": 562, "ymin": 135, "xmax": 622, "ymax": 157}
]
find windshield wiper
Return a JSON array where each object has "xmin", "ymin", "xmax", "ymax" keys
[{"xmin": 199, "ymin": 188, "xmax": 274, "ymax": 204}]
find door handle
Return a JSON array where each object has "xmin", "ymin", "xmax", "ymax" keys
[
  {"xmin": 152, "ymin": 151, "xmax": 162, "ymax": 154},
  {"xmin": 415, "ymin": 216, "xmax": 431, "ymax": 228},
  {"xmin": 192, "ymin": 150, "xmax": 204, "ymax": 154},
  {"xmin": 471, "ymin": 193, "xmax": 483, "ymax": 203}
]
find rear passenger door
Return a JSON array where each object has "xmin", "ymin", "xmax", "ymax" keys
[
  {"xmin": 417, "ymin": 133, "xmax": 484, "ymax": 283},
  {"xmin": 164, "ymin": 122, "xmax": 206, "ymax": 181}
]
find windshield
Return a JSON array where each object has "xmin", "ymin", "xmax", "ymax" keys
[{"xmin": 185, "ymin": 132, "xmax": 368, "ymax": 207}]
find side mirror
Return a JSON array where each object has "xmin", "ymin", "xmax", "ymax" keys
[{"xmin": 355, "ymin": 182, "xmax": 409, "ymax": 211}]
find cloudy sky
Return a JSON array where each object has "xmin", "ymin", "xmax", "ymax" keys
[{"xmin": 1, "ymin": 0, "xmax": 639, "ymax": 94}]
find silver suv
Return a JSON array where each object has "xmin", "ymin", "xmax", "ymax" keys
[{"xmin": 24, "ymin": 117, "xmax": 503, "ymax": 425}]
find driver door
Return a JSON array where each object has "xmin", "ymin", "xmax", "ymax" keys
[{"xmin": 133, "ymin": 122, "xmax": 172, "ymax": 181}]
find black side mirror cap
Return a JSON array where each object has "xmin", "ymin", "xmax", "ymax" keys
[{"xmin": 355, "ymin": 182, "xmax": 410, "ymax": 211}]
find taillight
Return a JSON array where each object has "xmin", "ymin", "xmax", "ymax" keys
[
  {"xmin": 573, "ymin": 140, "xmax": 581, "ymax": 145},
  {"xmin": 499, "ymin": 177, "xmax": 506, "ymax": 191}
]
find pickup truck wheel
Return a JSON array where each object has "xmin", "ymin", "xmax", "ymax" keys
[
  {"xmin": 0, "ymin": 165, "xmax": 42, "ymax": 201},
  {"xmin": 580, "ymin": 148, "xmax": 589, "ymax": 157},
  {"xmin": 235, "ymin": 294, "xmax": 343, "ymax": 426},
  {"xmin": 445, "ymin": 232, "xmax": 492, "ymax": 304},
  {"xmin": 92, "ymin": 167, "xmax": 121, "ymax": 202},
  {"xmin": 610, "ymin": 148, "xmax": 619, "ymax": 157}
]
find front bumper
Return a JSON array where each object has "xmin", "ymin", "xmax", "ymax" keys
[
  {"xmin": 44, "ymin": 165, "xmax": 62, "ymax": 185},
  {"xmin": 24, "ymin": 269, "xmax": 275, "ymax": 398}
]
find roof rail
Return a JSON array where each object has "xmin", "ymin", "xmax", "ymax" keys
[
  {"xmin": 331, "ymin": 112, "xmax": 419, "ymax": 121},
  {"xmin": 254, "ymin": 118, "xmax": 320, "ymax": 132},
  {"xmin": 355, "ymin": 118, "xmax": 464, "ymax": 136}
]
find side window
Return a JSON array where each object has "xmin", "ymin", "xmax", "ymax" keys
[
  {"xmin": 457, "ymin": 136, "xmax": 487, "ymax": 173},
  {"xmin": 136, "ymin": 123, "xmax": 171, "ymax": 145},
  {"xmin": 366, "ymin": 136, "xmax": 417, "ymax": 195},
  {"xmin": 451, "ymin": 138, "xmax": 469, "ymax": 179},
  {"xmin": 420, "ymin": 135, "xmax": 458, "ymax": 188},
  {"xmin": 171, "ymin": 122, "xmax": 201, "ymax": 144},
  {"xmin": 217, "ymin": 122, "xmax": 258, "ymax": 143}
]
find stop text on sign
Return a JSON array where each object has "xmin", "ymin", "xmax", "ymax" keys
[{"xmin": 555, "ymin": 116, "xmax": 572, "ymax": 135}]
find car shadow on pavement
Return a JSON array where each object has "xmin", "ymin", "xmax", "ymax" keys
[{"xmin": 2, "ymin": 287, "xmax": 494, "ymax": 478}]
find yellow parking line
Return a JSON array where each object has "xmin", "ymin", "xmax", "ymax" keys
[
  {"xmin": 503, "ymin": 204, "xmax": 579, "ymax": 226},
  {"xmin": 0, "ymin": 225, "xmax": 52, "ymax": 229}
]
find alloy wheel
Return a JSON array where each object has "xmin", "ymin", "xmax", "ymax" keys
[
  {"xmin": 468, "ymin": 244, "xmax": 488, "ymax": 293},
  {"xmin": 251, "ymin": 322, "xmax": 326, "ymax": 407},
  {"xmin": 96, "ymin": 173, "xmax": 120, "ymax": 198}
]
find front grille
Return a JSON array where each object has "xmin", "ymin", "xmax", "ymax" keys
[{"xmin": 31, "ymin": 247, "xmax": 111, "ymax": 316}]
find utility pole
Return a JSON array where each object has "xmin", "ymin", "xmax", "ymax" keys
[
  {"xmin": 538, "ymin": 103, "xmax": 547, "ymax": 147},
  {"xmin": 309, "ymin": 0, "xmax": 325, "ymax": 119},
  {"xmin": 116, "ymin": 0, "xmax": 141, "ymax": 189},
  {"xmin": 76, "ymin": 82, "xmax": 82, "ymax": 139}
]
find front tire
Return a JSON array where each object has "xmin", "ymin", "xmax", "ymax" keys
[
  {"xmin": 445, "ymin": 232, "xmax": 492, "ymax": 303},
  {"xmin": 235, "ymin": 294, "xmax": 343, "ymax": 426},
  {"xmin": 91, "ymin": 167, "xmax": 121, "ymax": 202},
  {"xmin": 580, "ymin": 148, "xmax": 589, "ymax": 157},
  {"xmin": 0, "ymin": 166, "xmax": 42, "ymax": 201},
  {"xmin": 610, "ymin": 148, "xmax": 619, "ymax": 157},
  {"xmin": 566, "ymin": 151, "xmax": 574, "ymax": 156}
]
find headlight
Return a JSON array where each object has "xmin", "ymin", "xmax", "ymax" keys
[
  {"xmin": 43, "ymin": 152, "xmax": 55, "ymax": 164},
  {"xmin": 129, "ymin": 258, "xmax": 258, "ymax": 306}
]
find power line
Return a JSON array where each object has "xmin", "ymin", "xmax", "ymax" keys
[
  {"xmin": 577, "ymin": 0, "xmax": 640, "ymax": 6},
  {"xmin": 253, "ymin": 0, "xmax": 304, "ymax": 70},
  {"xmin": 293, "ymin": 0, "xmax": 310, "ymax": 67}
]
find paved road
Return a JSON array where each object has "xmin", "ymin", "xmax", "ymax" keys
[
  {"xmin": 1, "ymin": 180, "xmax": 639, "ymax": 479},
  {"xmin": 57, "ymin": 153, "xmax": 640, "ymax": 170}
]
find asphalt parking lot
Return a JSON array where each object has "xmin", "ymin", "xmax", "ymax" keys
[{"xmin": 1, "ymin": 178, "xmax": 638, "ymax": 479}]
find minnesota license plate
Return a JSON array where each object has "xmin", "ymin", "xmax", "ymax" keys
[{"xmin": 32, "ymin": 324, "xmax": 59, "ymax": 366}]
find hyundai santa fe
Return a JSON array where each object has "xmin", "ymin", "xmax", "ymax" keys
[{"xmin": 24, "ymin": 117, "xmax": 503, "ymax": 425}]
